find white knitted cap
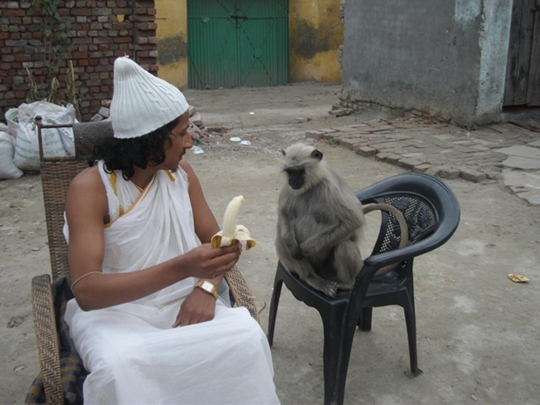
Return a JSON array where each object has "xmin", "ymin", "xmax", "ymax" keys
[{"xmin": 111, "ymin": 56, "xmax": 189, "ymax": 139}]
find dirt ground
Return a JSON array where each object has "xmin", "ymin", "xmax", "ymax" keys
[{"xmin": 2, "ymin": 83, "xmax": 540, "ymax": 404}]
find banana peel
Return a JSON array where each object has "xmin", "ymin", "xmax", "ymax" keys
[
  {"xmin": 211, "ymin": 195, "xmax": 257, "ymax": 250},
  {"xmin": 508, "ymin": 273, "xmax": 529, "ymax": 283}
]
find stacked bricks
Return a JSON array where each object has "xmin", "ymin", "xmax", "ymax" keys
[
  {"xmin": 305, "ymin": 115, "xmax": 540, "ymax": 184},
  {"xmin": 0, "ymin": 0, "xmax": 157, "ymax": 122}
]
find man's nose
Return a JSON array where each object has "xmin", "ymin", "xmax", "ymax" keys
[{"xmin": 185, "ymin": 131, "xmax": 194, "ymax": 148}]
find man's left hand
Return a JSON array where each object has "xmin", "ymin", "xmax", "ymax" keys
[{"xmin": 173, "ymin": 287, "xmax": 216, "ymax": 327}]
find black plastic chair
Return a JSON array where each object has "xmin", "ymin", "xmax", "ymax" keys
[{"xmin": 267, "ymin": 172, "xmax": 461, "ymax": 405}]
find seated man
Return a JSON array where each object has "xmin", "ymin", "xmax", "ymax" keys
[{"xmin": 63, "ymin": 56, "xmax": 279, "ymax": 404}]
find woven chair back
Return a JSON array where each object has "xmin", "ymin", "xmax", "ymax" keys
[{"xmin": 39, "ymin": 121, "xmax": 114, "ymax": 281}]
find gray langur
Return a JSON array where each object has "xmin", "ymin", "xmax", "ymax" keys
[{"xmin": 275, "ymin": 143, "xmax": 366, "ymax": 297}]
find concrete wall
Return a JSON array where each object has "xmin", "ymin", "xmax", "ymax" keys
[
  {"xmin": 289, "ymin": 0, "xmax": 343, "ymax": 83},
  {"xmin": 154, "ymin": 0, "xmax": 344, "ymax": 87},
  {"xmin": 155, "ymin": 0, "xmax": 188, "ymax": 88},
  {"xmin": 342, "ymin": 0, "xmax": 512, "ymax": 126}
]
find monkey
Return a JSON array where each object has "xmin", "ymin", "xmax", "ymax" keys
[{"xmin": 275, "ymin": 143, "xmax": 366, "ymax": 297}]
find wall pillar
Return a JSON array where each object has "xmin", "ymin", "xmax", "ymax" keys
[
  {"xmin": 289, "ymin": 0, "xmax": 343, "ymax": 83},
  {"xmin": 155, "ymin": 0, "xmax": 187, "ymax": 88}
]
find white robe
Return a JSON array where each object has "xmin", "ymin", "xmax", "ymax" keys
[{"xmin": 64, "ymin": 161, "xmax": 279, "ymax": 405}]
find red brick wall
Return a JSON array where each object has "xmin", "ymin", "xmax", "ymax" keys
[{"xmin": 0, "ymin": 0, "xmax": 157, "ymax": 122}]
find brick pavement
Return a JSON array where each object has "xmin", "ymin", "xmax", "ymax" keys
[{"xmin": 306, "ymin": 112, "xmax": 540, "ymax": 204}]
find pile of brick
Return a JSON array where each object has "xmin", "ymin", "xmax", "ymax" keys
[
  {"xmin": 187, "ymin": 106, "xmax": 209, "ymax": 140},
  {"xmin": 91, "ymin": 100, "xmax": 112, "ymax": 121},
  {"xmin": 329, "ymin": 104, "xmax": 354, "ymax": 117},
  {"xmin": 91, "ymin": 101, "xmax": 210, "ymax": 140}
]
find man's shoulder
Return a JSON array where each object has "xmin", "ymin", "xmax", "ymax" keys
[
  {"xmin": 70, "ymin": 165, "xmax": 103, "ymax": 192},
  {"xmin": 179, "ymin": 160, "xmax": 196, "ymax": 180}
]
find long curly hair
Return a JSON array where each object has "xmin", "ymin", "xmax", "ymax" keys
[{"xmin": 92, "ymin": 117, "xmax": 180, "ymax": 180}]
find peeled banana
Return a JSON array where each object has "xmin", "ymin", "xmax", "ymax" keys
[{"xmin": 211, "ymin": 195, "xmax": 257, "ymax": 250}]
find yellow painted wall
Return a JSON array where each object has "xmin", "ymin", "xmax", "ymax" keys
[
  {"xmin": 289, "ymin": 0, "xmax": 343, "ymax": 83},
  {"xmin": 155, "ymin": 0, "xmax": 188, "ymax": 88},
  {"xmin": 155, "ymin": 0, "xmax": 343, "ymax": 86}
]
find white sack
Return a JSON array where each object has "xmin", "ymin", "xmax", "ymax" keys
[
  {"xmin": 13, "ymin": 101, "xmax": 77, "ymax": 173},
  {"xmin": 0, "ymin": 131, "xmax": 24, "ymax": 180},
  {"xmin": 5, "ymin": 108, "xmax": 18, "ymax": 137}
]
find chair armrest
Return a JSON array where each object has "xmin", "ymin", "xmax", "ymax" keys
[
  {"xmin": 224, "ymin": 266, "xmax": 259, "ymax": 322},
  {"xmin": 31, "ymin": 274, "xmax": 64, "ymax": 404},
  {"xmin": 364, "ymin": 226, "xmax": 453, "ymax": 269}
]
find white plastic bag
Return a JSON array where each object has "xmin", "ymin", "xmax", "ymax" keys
[
  {"xmin": 13, "ymin": 101, "xmax": 77, "ymax": 173},
  {"xmin": 0, "ymin": 131, "xmax": 24, "ymax": 180}
]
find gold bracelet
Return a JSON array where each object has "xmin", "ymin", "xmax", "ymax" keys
[
  {"xmin": 195, "ymin": 279, "xmax": 219, "ymax": 299},
  {"xmin": 71, "ymin": 271, "xmax": 102, "ymax": 290}
]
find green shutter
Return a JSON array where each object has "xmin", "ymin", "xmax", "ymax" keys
[{"xmin": 188, "ymin": 0, "xmax": 288, "ymax": 89}]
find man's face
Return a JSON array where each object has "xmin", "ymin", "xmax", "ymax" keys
[{"xmin": 163, "ymin": 111, "xmax": 192, "ymax": 170}]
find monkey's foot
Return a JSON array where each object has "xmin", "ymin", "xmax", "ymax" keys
[
  {"xmin": 335, "ymin": 281, "xmax": 354, "ymax": 291},
  {"xmin": 305, "ymin": 278, "xmax": 338, "ymax": 297}
]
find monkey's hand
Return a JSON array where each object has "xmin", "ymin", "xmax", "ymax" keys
[
  {"xmin": 299, "ymin": 241, "xmax": 318, "ymax": 257},
  {"xmin": 291, "ymin": 243, "xmax": 304, "ymax": 260}
]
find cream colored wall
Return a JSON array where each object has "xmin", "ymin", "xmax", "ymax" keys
[
  {"xmin": 289, "ymin": 0, "xmax": 343, "ymax": 83},
  {"xmin": 155, "ymin": 0, "xmax": 188, "ymax": 88}
]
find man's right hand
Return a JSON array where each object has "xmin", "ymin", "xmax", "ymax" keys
[{"xmin": 183, "ymin": 243, "xmax": 242, "ymax": 279}]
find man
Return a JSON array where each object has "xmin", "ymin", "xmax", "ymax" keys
[{"xmin": 63, "ymin": 56, "xmax": 279, "ymax": 404}]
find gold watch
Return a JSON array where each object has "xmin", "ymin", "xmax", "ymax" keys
[{"xmin": 196, "ymin": 279, "xmax": 218, "ymax": 300}]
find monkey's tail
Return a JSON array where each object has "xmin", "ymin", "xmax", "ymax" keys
[{"xmin": 362, "ymin": 203, "xmax": 409, "ymax": 277}]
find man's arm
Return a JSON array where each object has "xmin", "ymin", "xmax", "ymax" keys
[{"xmin": 66, "ymin": 166, "xmax": 239, "ymax": 311}]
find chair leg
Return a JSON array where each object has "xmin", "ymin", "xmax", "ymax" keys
[
  {"xmin": 320, "ymin": 310, "xmax": 354, "ymax": 405},
  {"xmin": 266, "ymin": 276, "xmax": 284, "ymax": 347},
  {"xmin": 403, "ymin": 290, "xmax": 423, "ymax": 376},
  {"xmin": 357, "ymin": 307, "xmax": 373, "ymax": 331}
]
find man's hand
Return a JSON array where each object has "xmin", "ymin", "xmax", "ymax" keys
[
  {"xmin": 172, "ymin": 287, "xmax": 217, "ymax": 327},
  {"xmin": 182, "ymin": 243, "xmax": 241, "ymax": 279}
]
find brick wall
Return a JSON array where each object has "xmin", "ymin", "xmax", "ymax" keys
[{"xmin": 0, "ymin": 0, "xmax": 158, "ymax": 122}]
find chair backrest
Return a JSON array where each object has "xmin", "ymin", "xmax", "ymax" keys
[
  {"xmin": 39, "ymin": 121, "xmax": 114, "ymax": 281},
  {"xmin": 357, "ymin": 172, "xmax": 461, "ymax": 274}
]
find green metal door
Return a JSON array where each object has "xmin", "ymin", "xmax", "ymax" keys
[{"xmin": 188, "ymin": 0, "xmax": 288, "ymax": 89}]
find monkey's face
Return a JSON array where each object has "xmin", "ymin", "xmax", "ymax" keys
[
  {"xmin": 286, "ymin": 168, "xmax": 306, "ymax": 190},
  {"xmin": 281, "ymin": 144, "xmax": 324, "ymax": 191}
]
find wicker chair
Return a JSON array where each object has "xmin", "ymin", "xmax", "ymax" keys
[{"xmin": 28, "ymin": 120, "xmax": 259, "ymax": 404}]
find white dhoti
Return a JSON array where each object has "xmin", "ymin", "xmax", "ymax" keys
[{"xmin": 64, "ymin": 162, "xmax": 279, "ymax": 404}]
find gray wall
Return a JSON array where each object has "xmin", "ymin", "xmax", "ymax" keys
[{"xmin": 342, "ymin": 0, "xmax": 512, "ymax": 127}]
